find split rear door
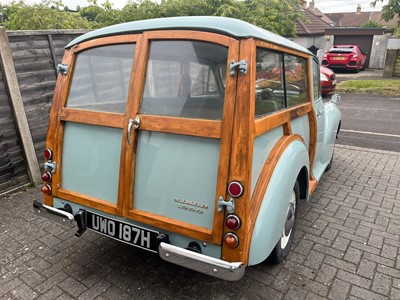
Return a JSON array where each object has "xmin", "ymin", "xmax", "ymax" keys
[{"xmin": 50, "ymin": 31, "xmax": 239, "ymax": 244}]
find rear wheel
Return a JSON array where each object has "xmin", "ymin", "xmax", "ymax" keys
[{"xmin": 269, "ymin": 181, "xmax": 299, "ymax": 264}]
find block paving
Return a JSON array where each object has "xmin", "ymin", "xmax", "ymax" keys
[{"xmin": 1, "ymin": 144, "xmax": 400, "ymax": 299}]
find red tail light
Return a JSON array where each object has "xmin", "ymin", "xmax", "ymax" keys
[
  {"xmin": 41, "ymin": 172, "xmax": 52, "ymax": 182},
  {"xmin": 41, "ymin": 184, "xmax": 52, "ymax": 195},
  {"xmin": 44, "ymin": 148, "xmax": 53, "ymax": 160},
  {"xmin": 228, "ymin": 181, "xmax": 243, "ymax": 198},
  {"xmin": 224, "ymin": 233, "xmax": 239, "ymax": 248},
  {"xmin": 226, "ymin": 214, "xmax": 241, "ymax": 230}
]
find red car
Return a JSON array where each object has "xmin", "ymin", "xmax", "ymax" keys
[
  {"xmin": 320, "ymin": 66, "xmax": 336, "ymax": 95},
  {"xmin": 322, "ymin": 45, "xmax": 367, "ymax": 73}
]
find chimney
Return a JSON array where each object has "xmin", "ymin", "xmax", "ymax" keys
[
  {"xmin": 310, "ymin": 0, "xmax": 315, "ymax": 9},
  {"xmin": 356, "ymin": 4, "xmax": 361, "ymax": 14},
  {"xmin": 300, "ymin": 0, "xmax": 307, "ymax": 8}
]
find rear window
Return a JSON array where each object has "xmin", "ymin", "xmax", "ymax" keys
[
  {"xmin": 67, "ymin": 44, "xmax": 135, "ymax": 113},
  {"xmin": 329, "ymin": 47, "xmax": 355, "ymax": 54},
  {"xmin": 140, "ymin": 40, "xmax": 228, "ymax": 120}
]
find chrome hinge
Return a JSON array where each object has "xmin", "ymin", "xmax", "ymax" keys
[
  {"xmin": 44, "ymin": 161, "xmax": 57, "ymax": 173},
  {"xmin": 218, "ymin": 196, "xmax": 235, "ymax": 213},
  {"xmin": 230, "ymin": 60, "xmax": 247, "ymax": 76},
  {"xmin": 57, "ymin": 64, "xmax": 69, "ymax": 75}
]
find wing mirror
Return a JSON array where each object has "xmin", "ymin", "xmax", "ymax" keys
[{"xmin": 330, "ymin": 94, "xmax": 341, "ymax": 104}]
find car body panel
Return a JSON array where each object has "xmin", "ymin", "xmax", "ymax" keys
[
  {"xmin": 134, "ymin": 131, "xmax": 220, "ymax": 229},
  {"xmin": 249, "ymin": 139, "xmax": 309, "ymax": 265}
]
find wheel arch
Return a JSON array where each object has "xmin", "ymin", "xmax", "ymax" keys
[{"xmin": 247, "ymin": 136, "xmax": 309, "ymax": 266}]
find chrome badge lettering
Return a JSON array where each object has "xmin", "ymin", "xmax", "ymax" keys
[{"xmin": 175, "ymin": 198, "xmax": 208, "ymax": 214}]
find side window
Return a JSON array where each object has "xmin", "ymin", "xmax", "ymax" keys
[
  {"xmin": 255, "ymin": 48, "xmax": 285, "ymax": 117},
  {"xmin": 285, "ymin": 54, "xmax": 308, "ymax": 108},
  {"xmin": 140, "ymin": 40, "xmax": 228, "ymax": 120},
  {"xmin": 67, "ymin": 44, "xmax": 135, "ymax": 113},
  {"xmin": 312, "ymin": 59, "xmax": 321, "ymax": 100}
]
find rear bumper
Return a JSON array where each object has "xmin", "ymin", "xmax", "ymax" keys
[
  {"xmin": 33, "ymin": 201, "xmax": 246, "ymax": 281},
  {"xmin": 33, "ymin": 200, "xmax": 76, "ymax": 228},
  {"xmin": 159, "ymin": 242, "xmax": 245, "ymax": 281},
  {"xmin": 324, "ymin": 64, "xmax": 357, "ymax": 70}
]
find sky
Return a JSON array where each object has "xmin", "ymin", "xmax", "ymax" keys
[{"xmin": 2, "ymin": 0, "xmax": 389, "ymax": 13}]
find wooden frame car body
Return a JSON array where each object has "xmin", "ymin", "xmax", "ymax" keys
[{"xmin": 33, "ymin": 17, "xmax": 341, "ymax": 281}]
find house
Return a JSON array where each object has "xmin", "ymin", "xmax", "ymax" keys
[
  {"xmin": 325, "ymin": 4, "xmax": 398, "ymax": 28},
  {"xmin": 292, "ymin": 0, "xmax": 334, "ymax": 61}
]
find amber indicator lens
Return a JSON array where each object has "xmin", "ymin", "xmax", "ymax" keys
[
  {"xmin": 41, "ymin": 184, "xmax": 52, "ymax": 195},
  {"xmin": 41, "ymin": 172, "xmax": 52, "ymax": 182},
  {"xmin": 224, "ymin": 233, "xmax": 239, "ymax": 248},
  {"xmin": 44, "ymin": 149, "xmax": 53, "ymax": 160},
  {"xmin": 228, "ymin": 181, "xmax": 243, "ymax": 198},
  {"xmin": 225, "ymin": 214, "xmax": 241, "ymax": 230}
]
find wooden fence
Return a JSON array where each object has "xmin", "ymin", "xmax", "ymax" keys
[{"xmin": 0, "ymin": 28, "xmax": 87, "ymax": 194}]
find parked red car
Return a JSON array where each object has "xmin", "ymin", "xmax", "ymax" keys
[
  {"xmin": 322, "ymin": 45, "xmax": 367, "ymax": 73},
  {"xmin": 320, "ymin": 66, "xmax": 336, "ymax": 95}
]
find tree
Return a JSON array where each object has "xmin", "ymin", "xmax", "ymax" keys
[
  {"xmin": 362, "ymin": 20, "xmax": 383, "ymax": 27},
  {"xmin": 4, "ymin": 0, "xmax": 92, "ymax": 30},
  {"xmin": 371, "ymin": 0, "xmax": 400, "ymax": 25},
  {"xmin": 93, "ymin": 0, "xmax": 122, "ymax": 27}
]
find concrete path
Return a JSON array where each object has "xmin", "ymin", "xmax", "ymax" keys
[{"xmin": 1, "ymin": 144, "xmax": 399, "ymax": 299}]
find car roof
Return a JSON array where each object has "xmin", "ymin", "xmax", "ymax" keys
[
  {"xmin": 66, "ymin": 16, "xmax": 310, "ymax": 55},
  {"xmin": 333, "ymin": 45, "xmax": 358, "ymax": 48}
]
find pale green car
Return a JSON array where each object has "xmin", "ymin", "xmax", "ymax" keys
[{"xmin": 33, "ymin": 16, "xmax": 341, "ymax": 281}]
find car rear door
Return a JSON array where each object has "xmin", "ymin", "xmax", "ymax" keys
[{"xmin": 119, "ymin": 31, "xmax": 239, "ymax": 244}]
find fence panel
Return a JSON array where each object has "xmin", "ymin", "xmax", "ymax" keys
[{"xmin": 0, "ymin": 30, "xmax": 87, "ymax": 194}]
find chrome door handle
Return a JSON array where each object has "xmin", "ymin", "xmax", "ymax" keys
[{"xmin": 127, "ymin": 116, "xmax": 140, "ymax": 145}]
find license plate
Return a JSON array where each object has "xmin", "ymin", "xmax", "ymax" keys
[
  {"xmin": 333, "ymin": 57, "xmax": 346, "ymax": 60},
  {"xmin": 86, "ymin": 211, "xmax": 160, "ymax": 253}
]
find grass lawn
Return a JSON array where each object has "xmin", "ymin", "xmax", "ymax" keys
[{"xmin": 336, "ymin": 79, "xmax": 400, "ymax": 96}]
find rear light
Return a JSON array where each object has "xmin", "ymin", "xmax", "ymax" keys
[
  {"xmin": 44, "ymin": 148, "xmax": 53, "ymax": 160},
  {"xmin": 225, "ymin": 214, "xmax": 241, "ymax": 230},
  {"xmin": 224, "ymin": 233, "xmax": 239, "ymax": 248},
  {"xmin": 228, "ymin": 181, "xmax": 244, "ymax": 198},
  {"xmin": 41, "ymin": 172, "xmax": 52, "ymax": 182},
  {"xmin": 41, "ymin": 184, "xmax": 52, "ymax": 195}
]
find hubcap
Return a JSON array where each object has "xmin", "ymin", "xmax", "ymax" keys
[{"xmin": 281, "ymin": 190, "xmax": 296, "ymax": 249}]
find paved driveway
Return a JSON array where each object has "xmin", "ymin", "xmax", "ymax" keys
[{"xmin": 1, "ymin": 144, "xmax": 400, "ymax": 300}]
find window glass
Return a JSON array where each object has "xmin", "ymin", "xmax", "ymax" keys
[
  {"xmin": 312, "ymin": 59, "xmax": 321, "ymax": 100},
  {"xmin": 285, "ymin": 54, "xmax": 308, "ymax": 108},
  {"xmin": 140, "ymin": 41, "xmax": 228, "ymax": 120},
  {"xmin": 67, "ymin": 44, "xmax": 135, "ymax": 113},
  {"xmin": 255, "ymin": 48, "xmax": 285, "ymax": 117}
]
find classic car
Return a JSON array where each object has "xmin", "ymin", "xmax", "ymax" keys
[{"xmin": 33, "ymin": 16, "xmax": 341, "ymax": 281}]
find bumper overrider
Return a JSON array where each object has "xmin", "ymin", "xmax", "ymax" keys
[{"xmin": 32, "ymin": 201, "xmax": 245, "ymax": 281}]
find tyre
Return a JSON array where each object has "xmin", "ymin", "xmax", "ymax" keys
[{"xmin": 269, "ymin": 181, "xmax": 299, "ymax": 264}]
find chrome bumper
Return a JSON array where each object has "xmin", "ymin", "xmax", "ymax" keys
[
  {"xmin": 159, "ymin": 242, "xmax": 245, "ymax": 281},
  {"xmin": 33, "ymin": 201, "xmax": 245, "ymax": 281},
  {"xmin": 33, "ymin": 200, "xmax": 76, "ymax": 228}
]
